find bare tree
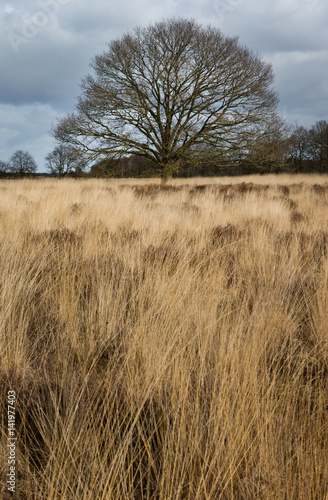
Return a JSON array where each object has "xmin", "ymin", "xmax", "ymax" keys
[
  {"xmin": 288, "ymin": 125, "xmax": 310, "ymax": 172},
  {"xmin": 307, "ymin": 120, "xmax": 328, "ymax": 172},
  {"xmin": 244, "ymin": 116, "xmax": 292, "ymax": 172},
  {"xmin": 8, "ymin": 150, "xmax": 37, "ymax": 175},
  {"xmin": 45, "ymin": 145, "xmax": 85, "ymax": 177},
  {"xmin": 53, "ymin": 18, "xmax": 281, "ymax": 180}
]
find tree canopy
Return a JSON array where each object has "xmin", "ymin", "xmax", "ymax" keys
[
  {"xmin": 53, "ymin": 18, "xmax": 282, "ymax": 179},
  {"xmin": 8, "ymin": 150, "xmax": 37, "ymax": 175}
]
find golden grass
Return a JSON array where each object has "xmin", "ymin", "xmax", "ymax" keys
[{"xmin": 1, "ymin": 174, "xmax": 328, "ymax": 499}]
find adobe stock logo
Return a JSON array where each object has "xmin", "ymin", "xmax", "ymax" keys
[
  {"xmin": 7, "ymin": 0, "xmax": 71, "ymax": 54},
  {"xmin": 213, "ymin": 0, "xmax": 243, "ymax": 21}
]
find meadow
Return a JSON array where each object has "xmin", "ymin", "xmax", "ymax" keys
[{"xmin": 1, "ymin": 175, "xmax": 328, "ymax": 499}]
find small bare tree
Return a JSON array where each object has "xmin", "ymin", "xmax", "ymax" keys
[
  {"xmin": 53, "ymin": 18, "xmax": 281, "ymax": 180},
  {"xmin": 288, "ymin": 125, "xmax": 310, "ymax": 172},
  {"xmin": 8, "ymin": 150, "xmax": 37, "ymax": 175},
  {"xmin": 45, "ymin": 145, "xmax": 85, "ymax": 177}
]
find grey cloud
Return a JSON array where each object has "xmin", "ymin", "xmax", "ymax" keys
[
  {"xmin": 0, "ymin": 0, "xmax": 173, "ymax": 108},
  {"xmin": 1, "ymin": 0, "xmax": 327, "ymax": 171},
  {"xmin": 211, "ymin": 0, "xmax": 328, "ymax": 126},
  {"xmin": 0, "ymin": 103, "xmax": 60, "ymax": 168},
  {"xmin": 269, "ymin": 49, "xmax": 328, "ymax": 126}
]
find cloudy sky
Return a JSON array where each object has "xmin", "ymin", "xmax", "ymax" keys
[{"xmin": 1, "ymin": 0, "xmax": 327, "ymax": 171}]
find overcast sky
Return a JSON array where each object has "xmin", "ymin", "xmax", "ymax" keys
[{"xmin": 1, "ymin": 0, "xmax": 327, "ymax": 171}]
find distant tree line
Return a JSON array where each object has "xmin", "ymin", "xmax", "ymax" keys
[
  {"xmin": 0, "ymin": 146, "xmax": 87, "ymax": 178},
  {"xmin": 288, "ymin": 120, "xmax": 328, "ymax": 173},
  {"xmin": 1, "ymin": 120, "xmax": 327, "ymax": 179},
  {"xmin": 89, "ymin": 119, "xmax": 328, "ymax": 178}
]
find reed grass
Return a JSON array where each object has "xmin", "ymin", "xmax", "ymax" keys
[{"xmin": 1, "ymin": 175, "xmax": 328, "ymax": 499}]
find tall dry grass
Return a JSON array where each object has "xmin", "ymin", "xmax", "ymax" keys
[{"xmin": 1, "ymin": 175, "xmax": 328, "ymax": 499}]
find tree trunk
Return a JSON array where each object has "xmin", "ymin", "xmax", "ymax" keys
[{"xmin": 161, "ymin": 161, "xmax": 180, "ymax": 184}]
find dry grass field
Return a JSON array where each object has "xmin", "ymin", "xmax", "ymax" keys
[{"xmin": 1, "ymin": 175, "xmax": 328, "ymax": 499}]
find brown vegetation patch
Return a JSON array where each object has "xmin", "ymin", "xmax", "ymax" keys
[
  {"xmin": 288, "ymin": 183, "xmax": 304, "ymax": 194},
  {"xmin": 133, "ymin": 184, "xmax": 184, "ymax": 198},
  {"xmin": 277, "ymin": 184, "xmax": 290, "ymax": 196},
  {"xmin": 312, "ymin": 183, "xmax": 327, "ymax": 194},
  {"xmin": 44, "ymin": 228, "xmax": 81, "ymax": 245},
  {"xmin": 188, "ymin": 182, "xmax": 270, "ymax": 199},
  {"xmin": 282, "ymin": 196, "xmax": 298, "ymax": 210},
  {"xmin": 209, "ymin": 223, "xmax": 246, "ymax": 246},
  {"xmin": 290, "ymin": 211, "xmax": 305, "ymax": 224},
  {"xmin": 234, "ymin": 182, "xmax": 269, "ymax": 195},
  {"xmin": 188, "ymin": 184, "xmax": 214, "ymax": 195},
  {"xmin": 297, "ymin": 230, "xmax": 328, "ymax": 264},
  {"xmin": 110, "ymin": 227, "xmax": 143, "ymax": 244},
  {"xmin": 102, "ymin": 186, "xmax": 116, "ymax": 196},
  {"xmin": 143, "ymin": 244, "xmax": 181, "ymax": 275}
]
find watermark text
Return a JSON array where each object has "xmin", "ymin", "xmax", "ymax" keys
[
  {"xmin": 213, "ymin": 0, "xmax": 243, "ymax": 21},
  {"xmin": 7, "ymin": 0, "xmax": 72, "ymax": 53},
  {"xmin": 7, "ymin": 390, "xmax": 16, "ymax": 494}
]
